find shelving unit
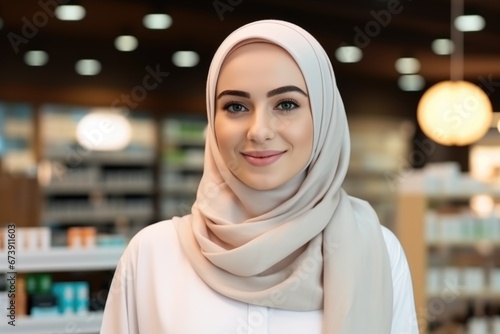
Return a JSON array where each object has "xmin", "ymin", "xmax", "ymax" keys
[
  {"xmin": 0, "ymin": 247, "xmax": 122, "ymax": 334},
  {"xmin": 161, "ymin": 117, "xmax": 206, "ymax": 218},
  {"xmin": 43, "ymin": 181, "xmax": 152, "ymax": 195},
  {"xmin": 0, "ymin": 102, "xmax": 40, "ymax": 229},
  {"xmin": 395, "ymin": 171, "xmax": 500, "ymax": 333},
  {"xmin": 0, "ymin": 102, "xmax": 35, "ymax": 174},
  {"xmin": 39, "ymin": 105, "xmax": 156, "ymax": 236},
  {"xmin": 344, "ymin": 116, "xmax": 413, "ymax": 230},
  {"xmin": 0, "ymin": 246, "xmax": 124, "ymax": 272},
  {"xmin": 0, "ymin": 311, "xmax": 104, "ymax": 334}
]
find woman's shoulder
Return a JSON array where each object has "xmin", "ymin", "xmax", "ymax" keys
[
  {"xmin": 121, "ymin": 218, "xmax": 185, "ymax": 263},
  {"xmin": 380, "ymin": 225, "xmax": 405, "ymax": 260},
  {"xmin": 380, "ymin": 225, "xmax": 401, "ymax": 251},
  {"xmin": 129, "ymin": 219, "xmax": 178, "ymax": 243},
  {"xmin": 379, "ymin": 225, "xmax": 411, "ymax": 277}
]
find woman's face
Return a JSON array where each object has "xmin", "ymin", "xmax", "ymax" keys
[{"xmin": 214, "ymin": 42, "xmax": 313, "ymax": 190}]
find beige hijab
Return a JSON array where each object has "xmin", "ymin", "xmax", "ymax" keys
[{"xmin": 174, "ymin": 19, "xmax": 393, "ymax": 333}]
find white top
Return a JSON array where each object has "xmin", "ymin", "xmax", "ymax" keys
[{"xmin": 101, "ymin": 220, "xmax": 419, "ymax": 334}]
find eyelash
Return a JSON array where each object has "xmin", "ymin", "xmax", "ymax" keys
[
  {"xmin": 222, "ymin": 101, "xmax": 247, "ymax": 114},
  {"xmin": 221, "ymin": 99, "xmax": 300, "ymax": 114},
  {"xmin": 275, "ymin": 98, "xmax": 300, "ymax": 112}
]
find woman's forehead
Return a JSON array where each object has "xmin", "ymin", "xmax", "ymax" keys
[{"xmin": 216, "ymin": 42, "xmax": 308, "ymax": 93}]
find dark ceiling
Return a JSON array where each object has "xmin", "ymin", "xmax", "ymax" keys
[{"xmin": 0, "ymin": 0, "xmax": 499, "ymax": 119}]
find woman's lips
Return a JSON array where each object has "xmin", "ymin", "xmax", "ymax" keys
[{"xmin": 241, "ymin": 150, "xmax": 286, "ymax": 167}]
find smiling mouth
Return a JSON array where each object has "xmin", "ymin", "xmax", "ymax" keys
[
  {"xmin": 241, "ymin": 151, "xmax": 286, "ymax": 158},
  {"xmin": 241, "ymin": 151, "xmax": 286, "ymax": 167}
]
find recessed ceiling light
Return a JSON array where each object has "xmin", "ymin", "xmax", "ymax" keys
[
  {"xmin": 431, "ymin": 39, "xmax": 455, "ymax": 55},
  {"xmin": 24, "ymin": 50, "xmax": 49, "ymax": 66},
  {"xmin": 75, "ymin": 59, "xmax": 101, "ymax": 76},
  {"xmin": 454, "ymin": 15, "xmax": 485, "ymax": 32},
  {"xmin": 335, "ymin": 46, "xmax": 363, "ymax": 63},
  {"xmin": 398, "ymin": 75, "xmax": 425, "ymax": 91},
  {"xmin": 114, "ymin": 35, "xmax": 138, "ymax": 52},
  {"xmin": 172, "ymin": 51, "xmax": 199, "ymax": 67},
  {"xmin": 143, "ymin": 13, "xmax": 172, "ymax": 30},
  {"xmin": 55, "ymin": 5, "xmax": 86, "ymax": 21},
  {"xmin": 395, "ymin": 57, "xmax": 421, "ymax": 74}
]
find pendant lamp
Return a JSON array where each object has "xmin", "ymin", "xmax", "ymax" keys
[{"xmin": 416, "ymin": 0, "xmax": 492, "ymax": 146}]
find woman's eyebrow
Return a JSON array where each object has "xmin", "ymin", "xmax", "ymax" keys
[
  {"xmin": 216, "ymin": 85, "xmax": 308, "ymax": 100},
  {"xmin": 217, "ymin": 90, "xmax": 250, "ymax": 99},
  {"xmin": 267, "ymin": 85, "xmax": 308, "ymax": 97}
]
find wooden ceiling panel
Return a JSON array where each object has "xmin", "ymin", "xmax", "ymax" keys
[{"xmin": 0, "ymin": 0, "xmax": 498, "ymax": 115}]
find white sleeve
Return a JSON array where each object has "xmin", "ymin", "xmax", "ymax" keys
[
  {"xmin": 100, "ymin": 242, "xmax": 139, "ymax": 334},
  {"xmin": 382, "ymin": 227, "xmax": 420, "ymax": 334}
]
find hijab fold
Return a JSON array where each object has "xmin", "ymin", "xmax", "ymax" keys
[{"xmin": 175, "ymin": 19, "xmax": 393, "ymax": 333}]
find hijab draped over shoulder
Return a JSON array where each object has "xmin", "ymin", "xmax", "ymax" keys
[{"xmin": 174, "ymin": 19, "xmax": 393, "ymax": 333}]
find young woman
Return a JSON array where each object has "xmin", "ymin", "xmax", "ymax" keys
[{"xmin": 101, "ymin": 19, "xmax": 418, "ymax": 333}]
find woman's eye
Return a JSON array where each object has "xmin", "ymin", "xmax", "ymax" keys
[
  {"xmin": 224, "ymin": 103, "xmax": 247, "ymax": 113},
  {"xmin": 276, "ymin": 100, "xmax": 299, "ymax": 111}
]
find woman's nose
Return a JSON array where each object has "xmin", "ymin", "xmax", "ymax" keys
[{"xmin": 247, "ymin": 108, "xmax": 275, "ymax": 143}]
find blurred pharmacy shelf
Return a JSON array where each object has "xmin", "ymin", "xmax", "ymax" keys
[
  {"xmin": 43, "ymin": 151, "xmax": 155, "ymax": 165},
  {"xmin": 39, "ymin": 105, "xmax": 157, "ymax": 234},
  {"xmin": 0, "ymin": 246, "xmax": 124, "ymax": 273},
  {"xmin": 43, "ymin": 180, "xmax": 153, "ymax": 195},
  {"xmin": 161, "ymin": 117, "xmax": 206, "ymax": 218},
  {"xmin": 0, "ymin": 311, "xmax": 103, "ymax": 334},
  {"xmin": 395, "ymin": 163, "xmax": 500, "ymax": 333},
  {"xmin": 42, "ymin": 209, "xmax": 153, "ymax": 225}
]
